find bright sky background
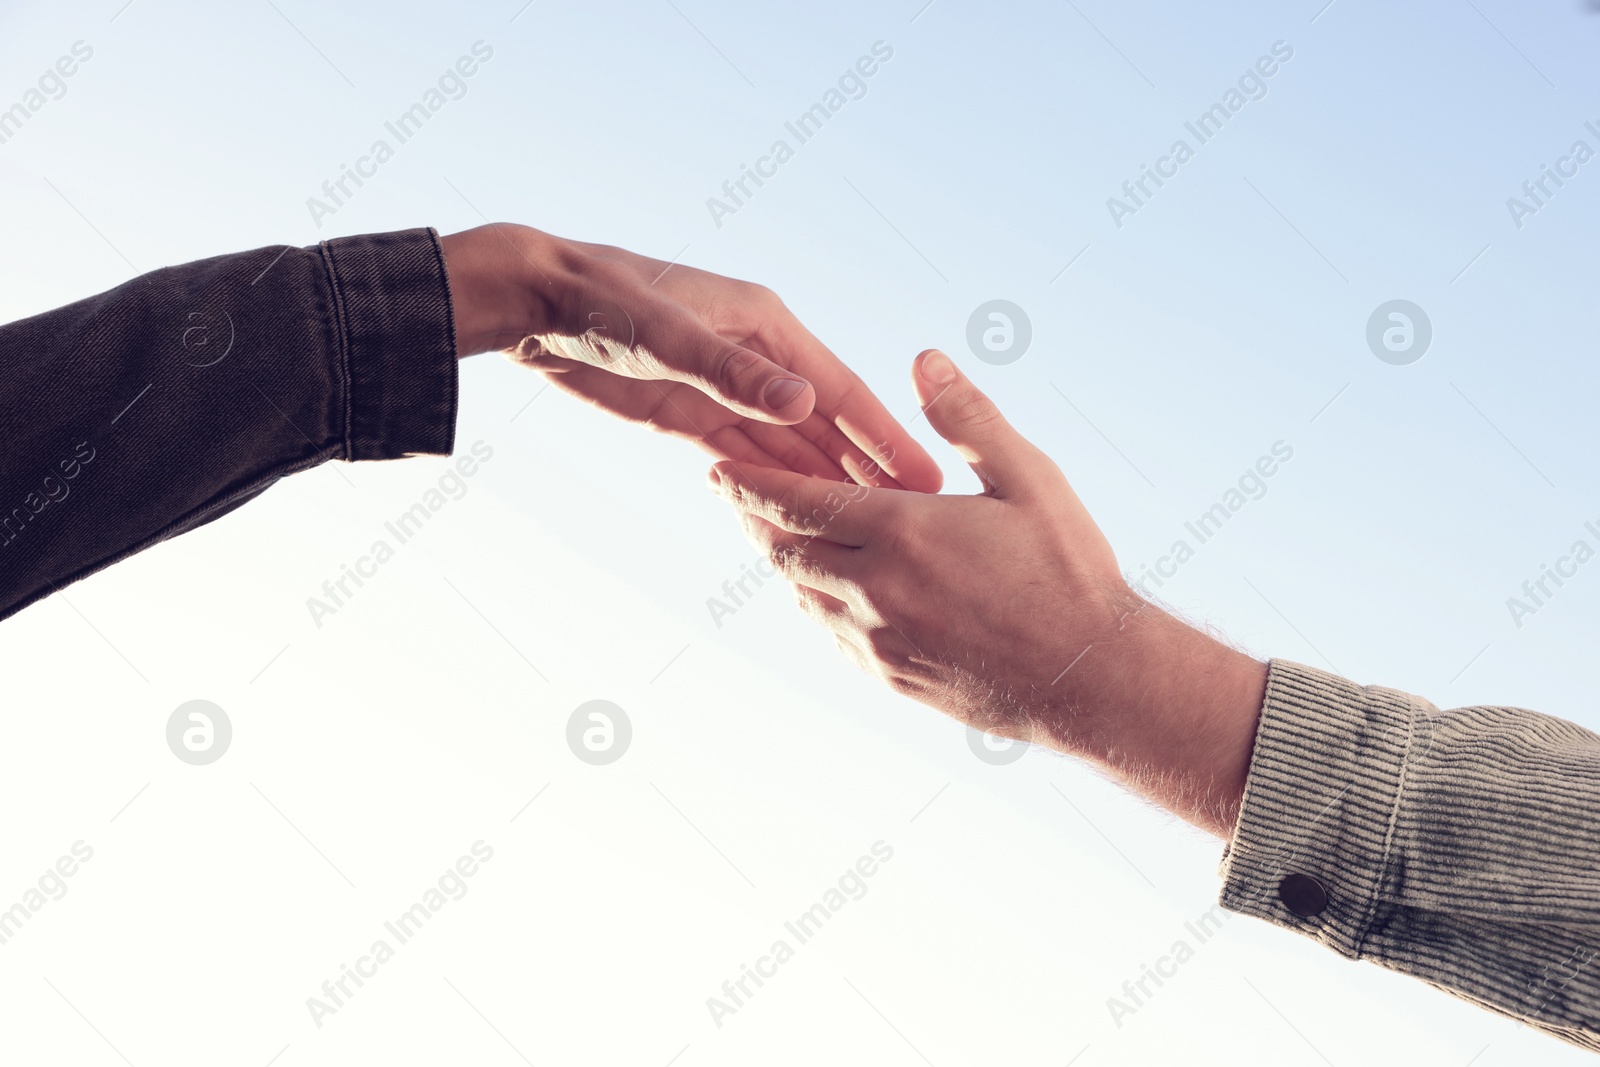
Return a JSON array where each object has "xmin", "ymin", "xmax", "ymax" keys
[{"xmin": 2, "ymin": 1, "xmax": 1599, "ymax": 1064}]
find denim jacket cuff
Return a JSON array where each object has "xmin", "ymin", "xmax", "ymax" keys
[{"xmin": 319, "ymin": 227, "xmax": 458, "ymax": 461}]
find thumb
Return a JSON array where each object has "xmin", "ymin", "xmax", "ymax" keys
[
  {"xmin": 913, "ymin": 348, "xmax": 1047, "ymax": 496},
  {"xmin": 648, "ymin": 310, "xmax": 816, "ymax": 425}
]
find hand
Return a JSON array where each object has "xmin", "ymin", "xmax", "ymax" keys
[
  {"xmin": 439, "ymin": 223, "xmax": 942, "ymax": 491},
  {"xmin": 710, "ymin": 349, "xmax": 1268, "ymax": 837}
]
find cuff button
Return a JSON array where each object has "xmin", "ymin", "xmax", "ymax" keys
[{"xmin": 1278, "ymin": 873, "xmax": 1329, "ymax": 918}]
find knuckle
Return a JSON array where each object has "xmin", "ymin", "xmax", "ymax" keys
[
  {"xmin": 864, "ymin": 628, "xmax": 913, "ymax": 670},
  {"xmin": 951, "ymin": 389, "xmax": 1003, "ymax": 432},
  {"xmin": 746, "ymin": 281, "xmax": 780, "ymax": 307},
  {"xmin": 767, "ymin": 539, "xmax": 809, "ymax": 575},
  {"xmin": 771, "ymin": 485, "xmax": 803, "ymax": 528},
  {"xmin": 773, "ymin": 484, "xmax": 820, "ymax": 533},
  {"xmin": 792, "ymin": 583, "xmax": 818, "ymax": 612},
  {"xmin": 792, "ymin": 584, "xmax": 835, "ymax": 623},
  {"xmin": 734, "ymin": 512, "xmax": 768, "ymax": 553},
  {"xmin": 866, "ymin": 586, "xmax": 909, "ymax": 629},
  {"xmin": 834, "ymin": 632, "xmax": 861, "ymax": 659},
  {"xmin": 884, "ymin": 673, "xmax": 922, "ymax": 698},
  {"xmin": 745, "ymin": 518, "xmax": 784, "ymax": 559},
  {"xmin": 708, "ymin": 343, "xmax": 764, "ymax": 396}
]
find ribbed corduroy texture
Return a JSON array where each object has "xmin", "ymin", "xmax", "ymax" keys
[
  {"xmin": 0, "ymin": 227, "xmax": 459, "ymax": 621},
  {"xmin": 1222, "ymin": 659, "xmax": 1600, "ymax": 1051}
]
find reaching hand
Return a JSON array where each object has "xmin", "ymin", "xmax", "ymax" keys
[
  {"xmin": 439, "ymin": 223, "xmax": 942, "ymax": 491},
  {"xmin": 710, "ymin": 349, "xmax": 1268, "ymax": 837}
]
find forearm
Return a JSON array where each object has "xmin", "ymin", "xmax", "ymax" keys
[
  {"xmin": 1044, "ymin": 593, "xmax": 1600, "ymax": 1048},
  {"xmin": 0, "ymin": 228, "xmax": 458, "ymax": 621},
  {"xmin": 1028, "ymin": 588, "xmax": 1268, "ymax": 839}
]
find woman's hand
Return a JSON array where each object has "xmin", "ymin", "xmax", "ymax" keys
[{"xmin": 439, "ymin": 223, "xmax": 942, "ymax": 491}]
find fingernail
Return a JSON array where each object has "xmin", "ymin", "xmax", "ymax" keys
[
  {"xmin": 762, "ymin": 377, "xmax": 807, "ymax": 411},
  {"xmin": 921, "ymin": 349, "xmax": 956, "ymax": 384},
  {"xmin": 706, "ymin": 467, "xmax": 723, "ymax": 492}
]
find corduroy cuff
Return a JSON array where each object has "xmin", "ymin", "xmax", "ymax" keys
[{"xmin": 1218, "ymin": 659, "xmax": 1419, "ymax": 959}]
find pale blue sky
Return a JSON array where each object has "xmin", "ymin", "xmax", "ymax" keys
[{"xmin": 2, "ymin": 1, "xmax": 1598, "ymax": 1064}]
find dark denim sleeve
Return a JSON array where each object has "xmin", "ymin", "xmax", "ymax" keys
[{"xmin": 0, "ymin": 226, "xmax": 459, "ymax": 622}]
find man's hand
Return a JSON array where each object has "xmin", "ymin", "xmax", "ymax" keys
[
  {"xmin": 439, "ymin": 223, "xmax": 942, "ymax": 491},
  {"xmin": 710, "ymin": 349, "xmax": 1268, "ymax": 838}
]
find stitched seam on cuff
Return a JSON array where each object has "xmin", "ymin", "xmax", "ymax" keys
[
  {"xmin": 1353, "ymin": 689, "xmax": 1417, "ymax": 958},
  {"xmin": 424, "ymin": 227, "xmax": 460, "ymax": 435},
  {"xmin": 318, "ymin": 240, "xmax": 355, "ymax": 461},
  {"xmin": 426, "ymin": 227, "xmax": 461, "ymax": 362}
]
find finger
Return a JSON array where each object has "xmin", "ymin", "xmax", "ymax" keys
[
  {"xmin": 641, "ymin": 306, "xmax": 817, "ymax": 425},
  {"xmin": 698, "ymin": 424, "xmax": 802, "ymax": 472},
  {"xmin": 792, "ymin": 583, "xmax": 851, "ymax": 629},
  {"xmin": 734, "ymin": 514, "xmax": 860, "ymax": 598},
  {"xmin": 740, "ymin": 419, "xmax": 852, "ymax": 483},
  {"xmin": 524, "ymin": 356, "xmax": 728, "ymax": 436},
  {"xmin": 710, "ymin": 461, "xmax": 894, "ymax": 547},
  {"xmin": 754, "ymin": 314, "xmax": 944, "ymax": 493},
  {"xmin": 911, "ymin": 349, "xmax": 1051, "ymax": 498},
  {"xmin": 746, "ymin": 407, "xmax": 910, "ymax": 489},
  {"xmin": 832, "ymin": 631, "xmax": 870, "ymax": 673},
  {"xmin": 530, "ymin": 355, "xmax": 866, "ymax": 485},
  {"xmin": 789, "ymin": 411, "xmax": 908, "ymax": 489},
  {"xmin": 793, "ymin": 587, "xmax": 874, "ymax": 673},
  {"xmin": 527, "ymin": 359, "xmax": 800, "ymax": 470}
]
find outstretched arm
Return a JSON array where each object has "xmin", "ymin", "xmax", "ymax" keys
[
  {"xmin": 0, "ymin": 229, "xmax": 455, "ymax": 622},
  {"xmin": 713, "ymin": 346, "xmax": 1267, "ymax": 836},
  {"xmin": 0, "ymin": 224, "xmax": 937, "ymax": 621},
  {"xmin": 712, "ymin": 348, "xmax": 1600, "ymax": 1053}
]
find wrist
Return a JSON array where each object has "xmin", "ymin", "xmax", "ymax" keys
[
  {"xmin": 1154, "ymin": 623, "xmax": 1268, "ymax": 836},
  {"xmin": 1037, "ymin": 589, "xmax": 1267, "ymax": 838},
  {"xmin": 438, "ymin": 223, "xmax": 560, "ymax": 357}
]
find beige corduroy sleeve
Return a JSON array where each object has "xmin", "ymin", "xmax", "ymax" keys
[{"xmin": 1219, "ymin": 659, "xmax": 1600, "ymax": 1052}]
